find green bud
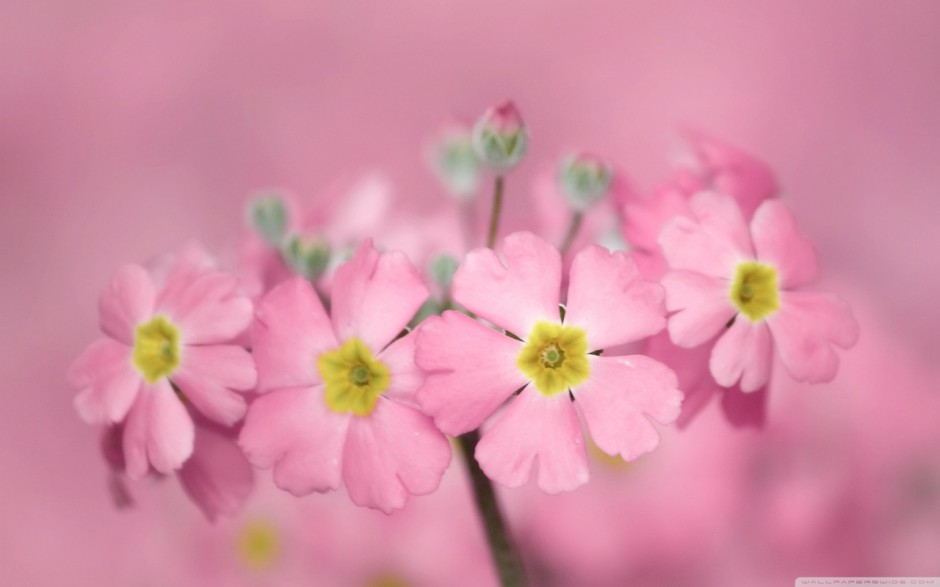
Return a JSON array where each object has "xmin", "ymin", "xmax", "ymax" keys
[
  {"xmin": 282, "ymin": 234, "xmax": 331, "ymax": 281},
  {"xmin": 557, "ymin": 153, "xmax": 613, "ymax": 211}
]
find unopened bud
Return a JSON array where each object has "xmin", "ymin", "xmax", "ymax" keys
[
  {"xmin": 248, "ymin": 193, "xmax": 289, "ymax": 246},
  {"xmin": 471, "ymin": 101, "xmax": 528, "ymax": 174},
  {"xmin": 557, "ymin": 153, "xmax": 613, "ymax": 211},
  {"xmin": 282, "ymin": 234, "xmax": 331, "ymax": 281},
  {"xmin": 430, "ymin": 128, "xmax": 481, "ymax": 200}
]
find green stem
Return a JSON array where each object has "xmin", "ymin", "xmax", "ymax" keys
[
  {"xmin": 559, "ymin": 210, "xmax": 583, "ymax": 256},
  {"xmin": 458, "ymin": 431, "xmax": 528, "ymax": 587},
  {"xmin": 486, "ymin": 175, "xmax": 505, "ymax": 249}
]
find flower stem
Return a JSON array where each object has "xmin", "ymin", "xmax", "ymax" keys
[
  {"xmin": 559, "ymin": 211, "xmax": 583, "ymax": 256},
  {"xmin": 486, "ymin": 175, "xmax": 505, "ymax": 249},
  {"xmin": 457, "ymin": 430, "xmax": 528, "ymax": 587}
]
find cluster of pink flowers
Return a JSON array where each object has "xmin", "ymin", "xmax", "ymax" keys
[{"xmin": 69, "ymin": 101, "xmax": 858, "ymax": 579}]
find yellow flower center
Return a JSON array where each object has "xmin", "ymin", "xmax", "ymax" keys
[
  {"xmin": 364, "ymin": 575, "xmax": 410, "ymax": 587},
  {"xmin": 318, "ymin": 338, "xmax": 390, "ymax": 416},
  {"xmin": 730, "ymin": 261, "xmax": 780, "ymax": 321},
  {"xmin": 132, "ymin": 315, "xmax": 181, "ymax": 383},
  {"xmin": 517, "ymin": 321, "xmax": 590, "ymax": 396},
  {"xmin": 236, "ymin": 519, "xmax": 280, "ymax": 570}
]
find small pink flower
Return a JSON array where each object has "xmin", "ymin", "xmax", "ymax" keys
[
  {"xmin": 416, "ymin": 231, "xmax": 682, "ymax": 492},
  {"xmin": 69, "ymin": 265, "xmax": 257, "ymax": 479},
  {"xmin": 238, "ymin": 240, "xmax": 451, "ymax": 513},
  {"xmin": 659, "ymin": 191, "xmax": 859, "ymax": 391}
]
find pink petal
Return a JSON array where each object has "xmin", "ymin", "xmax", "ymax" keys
[
  {"xmin": 643, "ymin": 332, "xmax": 718, "ymax": 429},
  {"xmin": 658, "ymin": 191, "xmax": 754, "ymax": 278},
  {"xmin": 122, "ymin": 393, "xmax": 152, "ymax": 479},
  {"xmin": 709, "ymin": 319, "xmax": 773, "ymax": 392},
  {"xmin": 377, "ymin": 330, "xmax": 424, "ymax": 404},
  {"xmin": 573, "ymin": 355, "xmax": 681, "ymax": 461},
  {"xmin": 452, "ymin": 231, "xmax": 561, "ymax": 337},
  {"xmin": 662, "ymin": 270, "xmax": 736, "ymax": 347},
  {"xmin": 565, "ymin": 245, "xmax": 666, "ymax": 350},
  {"xmin": 476, "ymin": 388, "xmax": 589, "ymax": 493},
  {"xmin": 98, "ymin": 265, "xmax": 156, "ymax": 344},
  {"xmin": 342, "ymin": 398, "xmax": 452, "ymax": 513},
  {"xmin": 767, "ymin": 290, "xmax": 859, "ymax": 383},
  {"xmin": 173, "ymin": 345, "xmax": 256, "ymax": 426},
  {"xmin": 330, "ymin": 239, "xmax": 430, "ymax": 352},
  {"xmin": 238, "ymin": 386, "xmax": 349, "ymax": 496},
  {"xmin": 69, "ymin": 338, "xmax": 141, "ymax": 424},
  {"xmin": 123, "ymin": 380, "xmax": 195, "ymax": 479},
  {"xmin": 750, "ymin": 199, "xmax": 819, "ymax": 289},
  {"xmin": 156, "ymin": 270, "xmax": 253, "ymax": 345},
  {"xmin": 253, "ymin": 277, "xmax": 337, "ymax": 393},
  {"xmin": 721, "ymin": 384, "xmax": 767, "ymax": 429},
  {"xmin": 645, "ymin": 332, "xmax": 766, "ymax": 429},
  {"xmin": 177, "ymin": 423, "xmax": 254, "ymax": 522},
  {"xmin": 415, "ymin": 311, "xmax": 526, "ymax": 436}
]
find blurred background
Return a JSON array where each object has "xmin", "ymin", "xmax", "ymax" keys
[{"xmin": 2, "ymin": 1, "xmax": 940, "ymax": 585}]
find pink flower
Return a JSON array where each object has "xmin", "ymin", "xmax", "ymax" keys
[
  {"xmin": 416, "ymin": 231, "xmax": 682, "ymax": 492},
  {"xmin": 69, "ymin": 265, "xmax": 257, "ymax": 479},
  {"xmin": 659, "ymin": 191, "xmax": 859, "ymax": 391},
  {"xmin": 238, "ymin": 240, "xmax": 451, "ymax": 513}
]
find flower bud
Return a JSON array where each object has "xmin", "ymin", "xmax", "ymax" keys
[
  {"xmin": 282, "ymin": 234, "xmax": 331, "ymax": 281},
  {"xmin": 471, "ymin": 101, "xmax": 528, "ymax": 173},
  {"xmin": 429, "ymin": 127, "xmax": 481, "ymax": 200},
  {"xmin": 247, "ymin": 192, "xmax": 290, "ymax": 246},
  {"xmin": 557, "ymin": 152, "xmax": 613, "ymax": 211}
]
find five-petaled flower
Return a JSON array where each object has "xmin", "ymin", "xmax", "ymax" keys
[
  {"xmin": 69, "ymin": 265, "xmax": 257, "ymax": 478},
  {"xmin": 239, "ymin": 240, "xmax": 451, "ymax": 513},
  {"xmin": 416, "ymin": 231, "xmax": 683, "ymax": 493},
  {"xmin": 658, "ymin": 191, "xmax": 859, "ymax": 391}
]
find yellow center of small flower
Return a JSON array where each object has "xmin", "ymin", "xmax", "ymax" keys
[
  {"xmin": 730, "ymin": 261, "xmax": 780, "ymax": 321},
  {"xmin": 236, "ymin": 519, "xmax": 280, "ymax": 570},
  {"xmin": 364, "ymin": 575, "xmax": 410, "ymax": 587},
  {"xmin": 132, "ymin": 315, "xmax": 181, "ymax": 383},
  {"xmin": 318, "ymin": 338, "xmax": 390, "ymax": 416},
  {"xmin": 517, "ymin": 322, "xmax": 590, "ymax": 396}
]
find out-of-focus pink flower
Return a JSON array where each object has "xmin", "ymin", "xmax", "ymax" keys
[
  {"xmin": 69, "ymin": 265, "xmax": 257, "ymax": 479},
  {"xmin": 659, "ymin": 192, "xmax": 859, "ymax": 391},
  {"xmin": 622, "ymin": 130, "xmax": 776, "ymax": 265},
  {"xmin": 471, "ymin": 101, "xmax": 529, "ymax": 173},
  {"xmin": 681, "ymin": 128, "xmax": 778, "ymax": 219},
  {"xmin": 239, "ymin": 240, "xmax": 451, "ymax": 513},
  {"xmin": 417, "ymin": 231, "xmax": 682, "ymax": 492},
  {"xmin": 101, "ymin": 415, "xmax": 254, "ymax": 522}
]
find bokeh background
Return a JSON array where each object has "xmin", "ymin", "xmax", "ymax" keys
[{"xmin": 3, "ymin": 1, "xmax": 940, "ymax": 585}]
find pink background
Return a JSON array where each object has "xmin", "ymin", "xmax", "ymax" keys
[{"xmin": 2, "ymin": 1, "xmax": 940, "ymax": 585}]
